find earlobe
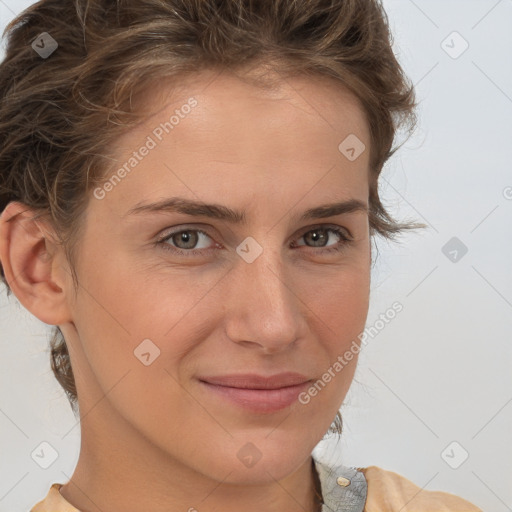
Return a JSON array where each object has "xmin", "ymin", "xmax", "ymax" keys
[{"xmin": 0, "ymin": 201, "xmax": 72, "ymax": 325}]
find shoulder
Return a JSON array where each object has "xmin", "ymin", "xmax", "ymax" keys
[{"xmin": 357, "ymin": 465, "xmax": 483, "ymax": 512}]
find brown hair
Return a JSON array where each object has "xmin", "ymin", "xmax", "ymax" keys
[{"xmin": 0, "ymin": 0, "xmax": 426, "ymax": 427}]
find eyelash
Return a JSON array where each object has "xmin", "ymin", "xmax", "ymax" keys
[{"xmin": 155, "ymin": 225, "xmax": 353, "ymax": 258}]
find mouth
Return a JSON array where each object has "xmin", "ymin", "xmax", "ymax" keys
[{"xmin": 197, "ymin": 373, "xmax": 313, "ymax": 414}]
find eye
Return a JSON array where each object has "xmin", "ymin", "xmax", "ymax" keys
[
  {"xmin": 155, "ymin": 225, "xmax": 353, "ymax": 257},
  {"xmin": 293, "ymin": 225, "xmax": 353, "ymax": 254},
  {"xmin": 157, "ymin": 228, "xmax": 217, "ymax": 256}
]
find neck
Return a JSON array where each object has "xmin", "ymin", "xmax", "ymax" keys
[{"xmin": 59, "ymin": 400, "xmax": 321, "ymax": 512}]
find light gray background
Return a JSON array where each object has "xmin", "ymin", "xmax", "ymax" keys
[{"xmin": 1, "ymin": 1, "xmax": 511, "ymax": 511}]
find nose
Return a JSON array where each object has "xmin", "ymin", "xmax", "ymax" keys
[{"xmin": 223, "ymin": 244, "xmax": 304, "ymax": 354}]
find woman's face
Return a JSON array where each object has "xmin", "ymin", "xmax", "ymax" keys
[{"xmin": 60, "ymin": 69, "xmax": 371, "ymax": 483}]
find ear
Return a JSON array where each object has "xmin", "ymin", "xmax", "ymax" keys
[{"xmin": 0, "ymin": 201, "xmax": 73, "ymax": 325}]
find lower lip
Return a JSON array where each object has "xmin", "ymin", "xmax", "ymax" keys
[{"xmin": 199, "ymin": 380, "xmax": 312, "ymax": 414}]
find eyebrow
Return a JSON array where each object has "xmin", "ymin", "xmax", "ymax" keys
[{"xmin": 124, "ymin": 197, "xmax": 368, "ymax": 223}]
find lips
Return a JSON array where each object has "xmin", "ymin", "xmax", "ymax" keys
[
  {"xmin": 197, "ymin": 372, "xmax": 313, "ymax": 414},
  {"xmin": 199, "ymin": 372, "xmax": 311, "ymax": 389}
]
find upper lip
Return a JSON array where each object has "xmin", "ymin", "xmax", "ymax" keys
[{"xmin": 198, "ymin": 372, "xmax": 312, "ymax": 390}]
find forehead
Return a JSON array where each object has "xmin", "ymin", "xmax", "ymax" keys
[
  {"xmin": 100, "ymin": 69, "xmax": 371, "ymax": 215},
  {"xmin": 139, "ymin": 67, "xmax": 370, "ymax": 143}
]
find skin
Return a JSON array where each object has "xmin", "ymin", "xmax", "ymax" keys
[{"xmin": 0, "ymin": 69, "xmax": 372, "ymax": 512}]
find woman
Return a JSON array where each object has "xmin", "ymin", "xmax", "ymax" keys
[{"xmin": 0, "ymin": 0, "xmax": 482, "ymax": 510}]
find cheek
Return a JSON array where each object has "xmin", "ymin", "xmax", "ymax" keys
[
  {"xmin": 68, "ymin": 267, "xmax": 196, "ymax": 434},
  {"xmin": 306, "ymin": 258, "xmax": 371, "ymax": 329},
  {"xmin": 69, "ymin": 249, "xmax": 222, "ymax": 397},
  {"xmin": 304, "ymin": 260, "xmax": 370, "ymax": 392}
]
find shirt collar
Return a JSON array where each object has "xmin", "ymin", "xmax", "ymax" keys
[{"xmin": 313, "ymin": 456, "xmax": 367, "ymax": 512}]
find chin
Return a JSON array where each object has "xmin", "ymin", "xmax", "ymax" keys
[{"xmin": 192, "ymin": 431, "xmax": 318, "ymax": 485}]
